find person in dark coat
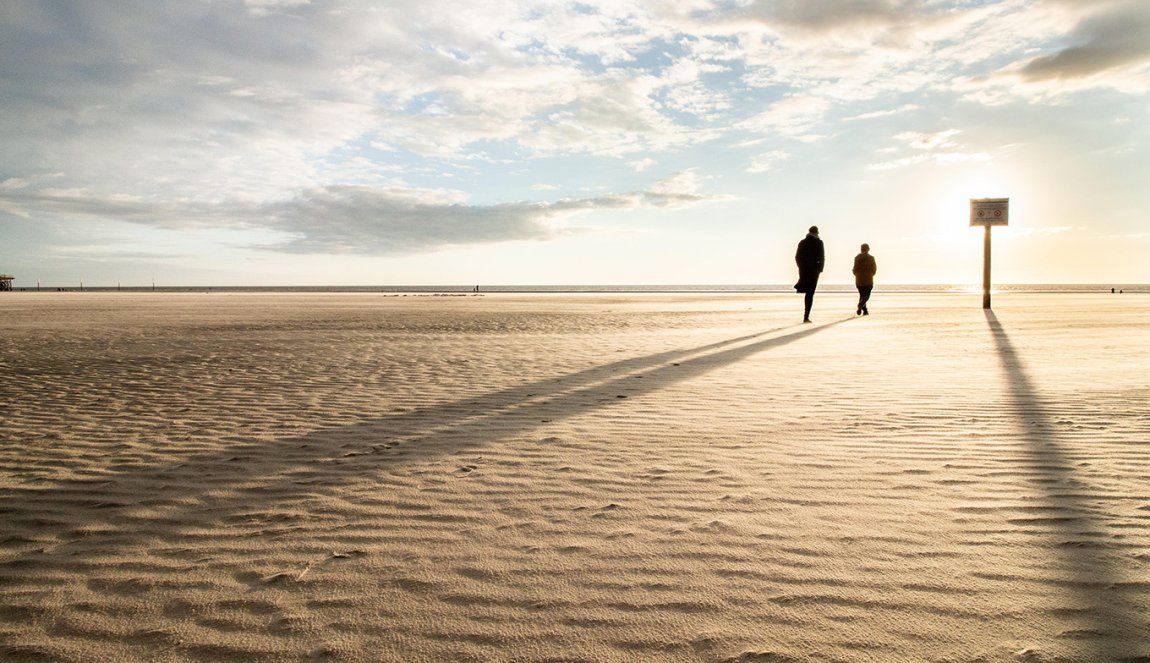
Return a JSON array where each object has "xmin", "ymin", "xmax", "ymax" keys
[
  {"xmin": 852, "ymin": 243, "xmax": 876, "ymax": 316},
  {"xmin": 794, "ymin": 225, "xmax": 824, "ymax": 323}
]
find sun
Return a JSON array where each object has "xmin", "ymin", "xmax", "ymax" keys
[{"xmin": 918, "ymin": 162, "xmax": 1033, "ymax": 238}]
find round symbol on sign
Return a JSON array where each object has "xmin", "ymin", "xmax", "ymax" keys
[
  {"xmin": 994, "ymin": 210, "xmax": 1002, "ymax": 217},
  {"xmin": 978, "ymin": 210, "xmax": 986, "ymax": 218}
]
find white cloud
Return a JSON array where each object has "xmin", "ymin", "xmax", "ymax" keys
[
  {"xmin": 868, "ymin": 128, "xmax": 991, "ymax": 170},
  {"xmin": 867, "ymin": 154, "xmax": 930, "ymax": 171},
  {"xmin": 0, "ymin": 176, "xmax": 720, "ymax": 256},
  {"xmin": 261, "ymin": 177, "xmax": 718, "ymax": 253},
  {"xmin": 844, "ymin": 104, "xmax": 919, "ymax": 121},
  {"xmin": 739, "ymin": 95, "xmax": 831, "ymax": 140},
  {"xmin": 1018, "ymin": 1, "xmax": 1150, "ymax": 83},
  {"xmin": 1, "ymin": 0, "xmax": 1147, "ymax": 279},
  {"xmin": 2, "ymin": 0, "xmax": 1139, "ymax": 189},
  {"xmin": 896, "ymin": 129, "xmax": 961, "ymax": 151},
  {"xmin": 647, "ymin": 170, "xmax": 701, "ymax": 196},
  {"xmin": 949, "ymin": 0, "xmax": 1150, "ymax": 101},
  {"xmin": 747, "ymin": 150, "xmax": 791, "ymax": 173},
  {"xmin": 245, "ymin": 0, "xmax": 312, "ymax": 17}
]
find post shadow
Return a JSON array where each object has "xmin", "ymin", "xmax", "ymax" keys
[
  {"xmin": 985, "ymin": 310, "xmax": 1145, "ymax": 659},
  {"xmin": 0, "ymin": 318, "xmax": 852, "ymax": 575}
]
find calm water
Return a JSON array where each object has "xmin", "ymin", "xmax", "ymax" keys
[{"xmin": 16, "ymin": 284, "xmax": 1148, "ymax": 294}]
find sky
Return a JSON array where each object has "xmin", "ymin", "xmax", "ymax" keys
[{"xmin": 1, "ymin": 0, "xmax": 1148, "ymax": 287}]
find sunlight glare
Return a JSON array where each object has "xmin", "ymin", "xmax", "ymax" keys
[{"xmin": 921, "ymin": 163, "xmax": 1032, "ymax": 239}]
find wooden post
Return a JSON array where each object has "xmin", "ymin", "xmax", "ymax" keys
[
  {"xmin": 971, "ymin": 197, "xmax": 1008, "ymax": 310},
  {"xmin": 982, "ymin": 224, "xmax": 992, "ymax": 309}
]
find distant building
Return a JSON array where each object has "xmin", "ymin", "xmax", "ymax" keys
[{"xmin": 0, "ymin": 275, "xmax": 13, "ymax": 291}]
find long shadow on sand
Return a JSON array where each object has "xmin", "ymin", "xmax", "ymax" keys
[
  {"xmin": 0, "ymin": 318, "xmax": 852, "ymax": 579},
  {"xmin": 985, "ymin": 310, "xmax": 1145, "ymax": 660}
]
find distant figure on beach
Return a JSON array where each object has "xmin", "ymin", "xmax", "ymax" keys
[
  {"xmin": 794, "ymin": 226, "xmax": 824, "ymax": 323},
  {"xmin": 853, "ymin": 243, "xmax": 877, "ymax": 316}
]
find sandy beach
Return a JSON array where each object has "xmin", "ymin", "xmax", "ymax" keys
[{"xmin": 1, "ymin": 291, "xmax": 1147, "ymax": 662}]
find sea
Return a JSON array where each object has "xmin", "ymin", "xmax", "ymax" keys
[{"xmin": 14, "ymin": 284, "xmax": 1148, "ymax": 294}]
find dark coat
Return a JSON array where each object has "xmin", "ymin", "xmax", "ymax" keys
[
  {"xmin": 794, "ymin": 233, "xmax": 824, "ymax": 293},
  {"xmin": 853, "ymin": 252, "xmax": 876, "ymax": 287}
]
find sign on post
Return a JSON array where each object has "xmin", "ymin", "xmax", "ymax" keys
[
  {"xmin": 970, "ymin": 198, "xmax": 1009, "ymax": 226},
  {"xmin": 970, "ymin": 198, "xmax": 1009, "ymax": 309}
]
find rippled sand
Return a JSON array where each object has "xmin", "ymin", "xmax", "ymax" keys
[{"xmin": 1, "ymin": 291, "xmax": 1148, "ymax": 662}]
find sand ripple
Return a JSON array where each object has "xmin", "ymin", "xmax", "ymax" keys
[{"xmin": 2, "ymin": 292, "xmax": 1148, "ymax": 662}]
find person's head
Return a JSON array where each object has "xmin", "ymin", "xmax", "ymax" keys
[
  {"xmin": 809, "ymin": 225, "xmax": 819, "ymax": 235},
  {"xmin": 860, "ymin": 243, "xmax": 869, "ymax": 253}
]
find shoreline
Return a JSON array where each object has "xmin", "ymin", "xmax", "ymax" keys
[{"xmin": 3, "ymin": 283, "xmax": 1148, "ymax": 295}]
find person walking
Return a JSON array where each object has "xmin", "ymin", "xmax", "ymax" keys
[
  {"xmin": 794, "ymin": 225, "xmax": 825, "ymax": 323},
  {"xmin": 853, "ymin": 243, "xmax": 876, "ymax": 316}
]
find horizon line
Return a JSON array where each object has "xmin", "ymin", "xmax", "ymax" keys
[{"xmin": 4, "ymin": 283, "xmax": 1146, "ymax": 292}]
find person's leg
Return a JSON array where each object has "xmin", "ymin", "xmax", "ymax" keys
[
  {"xmin": 803, "ymin": 290, "xmax": 814, "ymax": 321},
  {"xmin": 860, "ymin": 285, "xmax": 872, "ymax": 314},
  {"xmin": 856, "ymin": 287, "xmax": 864, "ymax": 315}
]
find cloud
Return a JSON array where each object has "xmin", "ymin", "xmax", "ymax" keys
[
  {"xmin": 1018, "ymin": 1, "xmax": 1150, "ymax": 83},
  {"xmin": 868, "ymin": 128, "xmax": 990, "ymax": 170},
  {"xmin": 1, "ymin": 0, "xmax": 1139, "ymax": 195},
  {"xmin": 245, "ymin": 0, "xmax": 312, "ymax": 17},
  {"xmin": 264, "ymin": 173, "xmax": 715, "ymax": 254},
  {"xmin": 2, "ymin": 0, "xmax": 1147, "ymax": 279},
  {"xmin": 0, "ymin": 175, "xmax": 718, "ymax": 256},
  {"xmin": 645, "ymin": 169, "xmax": 702, "ymax": 196},
  {"xmin": 739, "ymin": 95, "xmax": 831, "ymax": 140},
  {"xmin": 844, "ymin": 104, "xmax": 919, "ymax": 121},
  {"xmin": 895, "ymin": 129, "xmax": 961, "ymax": 151},
  {"xmin": 747, "ymin": 150, "xmax": 791, "ymax": 173},
  {"xmin": 0, "ymin": 1, "xmax": 383, "ymax": 200},
  {"xmin": 0, "ymin": 0, "xmax": 732, "ymax": 206},
  {"xmin": 952, "ymin": 0, "xmax": 1150, "ymax": 101},
  {"xmin": 261, "ymin": 186, "xmax": 560, "ymax": 254},
  {"xmin": 255, "ymin": 178, "xmax": 717, "ymax": 254},
  {"xmin": 734, "ymin": 0, "xmax": 926, "ymax": 41},
  {"xmin": 867, "ymin": 150, "xmax": 991, "ymax": 171}
]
